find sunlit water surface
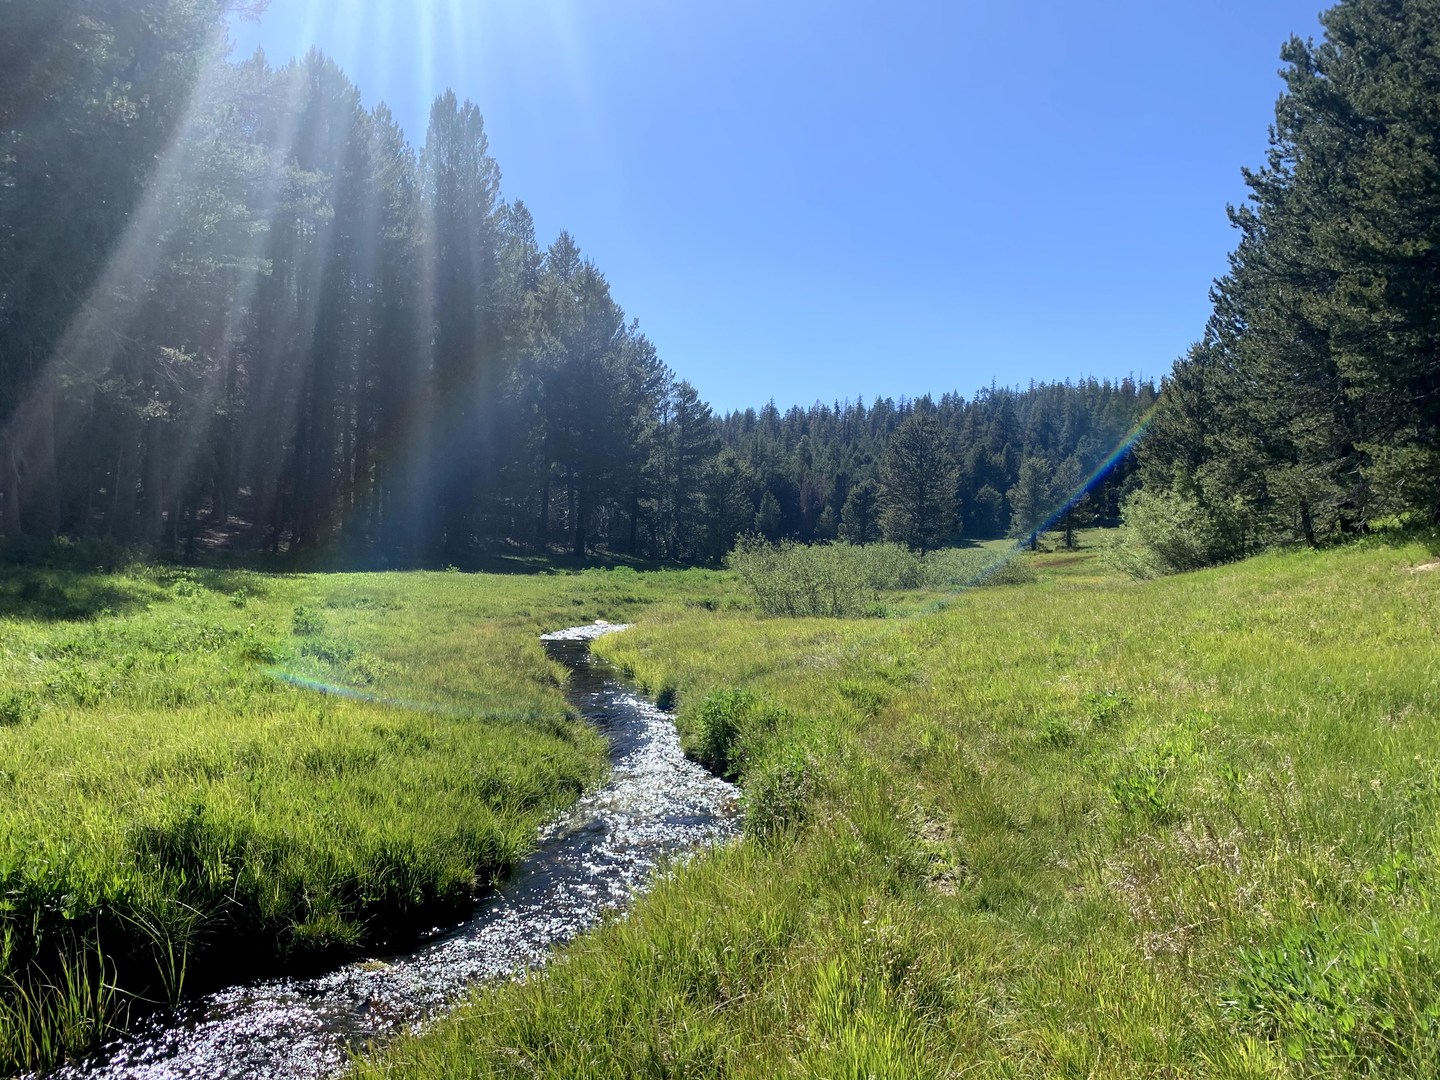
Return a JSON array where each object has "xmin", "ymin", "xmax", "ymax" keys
[{"xmin": 47, "ymin": 623, "xmax": 739, "ymax": 1080}]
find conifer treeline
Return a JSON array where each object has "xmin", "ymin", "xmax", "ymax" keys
[
  {"xmin": 0, "ymin": 3, "xmax": 1155, "ymax": 563},
  {"xmin": 715, "ymin": 379, "xmax": 1155, "ymax": 549},
  {"xmin": 1137, "ymin": 0, "xmax": 1440, "ymax": 558}
]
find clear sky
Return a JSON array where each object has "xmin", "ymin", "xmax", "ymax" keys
[{"xmin": 229, "ymin": 0, "xmax": 1330, "ymax": 414}]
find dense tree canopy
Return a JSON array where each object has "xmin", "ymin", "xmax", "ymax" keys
[
  {"xmin": 878, "ymin": 414, "xmax": 958, "ymax": 554},
  {"xmin": 1138, "ymin": 0, "xmax": 1440, "ymax": 556},
  {"xmin": 716, "ymin": 380, "xmax": 1155, "ymax": 552},
  {"xmin": 0, "ymin": 1, "xmax": 1157, "ymax": 565}
]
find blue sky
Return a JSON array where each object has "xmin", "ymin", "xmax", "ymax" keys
[{"xmin": 230, "ymin": 0, "xmax": 1330, "ymax": 413}]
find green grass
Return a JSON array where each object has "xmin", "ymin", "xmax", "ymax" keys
[
  {"xmin": 0, "ymin": 560, "xmax": 728, "ymax": 1072},
  {"xmin": 354, "ymin": 537, "xmax": 1440, "ymax": 1078}
]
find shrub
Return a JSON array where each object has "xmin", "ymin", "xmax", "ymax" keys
[
  {"xmin": 921, "ymin": 549, "xmax": 1035, "ymax": 588},
  {"xmin": 1038, "ymin": 715, "xmax": 1076, "ymax": 748},
  {"xmin": 1108, "ymin": 487, "xmax": 1253, "ymax": 578},
  {"xmin": 1084, "ymin": 689, "xmax": 1130, "ymax": 729},
  {"xmin": 690, "ymin": 689, "xmax": 758, "ymax": 777},
  {"xmin": 726, "ymin": 538, "xmax": 1032, "ymax": 617},
  {"xmin": 1110, "ymin": 739, "xmax": 1194, "ymax": 822},
  {"xmin": 291, "ymin": 605, "xmax": 325, "ymax": 636},
  {"xmin": 0, "ymin": 690, "xmax": 34, "ymax": 727},
  {"xmin": 726, "ymin": 538, "xmax": 870, "ymax": 617}
]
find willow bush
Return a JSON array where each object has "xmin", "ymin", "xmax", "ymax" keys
[{"xmin": 726, "ymin": 538, "xmax": 1033, "ymax": 617}]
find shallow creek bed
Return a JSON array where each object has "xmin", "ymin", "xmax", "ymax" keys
[{"xmin": 44, "ymin": 624, "xmax": 740, "ymax": 1080}]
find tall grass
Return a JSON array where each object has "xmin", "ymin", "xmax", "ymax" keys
[
  {"xmin": 0, "ymin": 560, "xmax": 729, "ymax": 1071},
  {"xmin": 357, "ymin": 538, "xmax": 1440, "ymax": 1078}
]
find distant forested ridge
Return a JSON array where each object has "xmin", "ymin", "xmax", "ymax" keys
[
  {"xmin": 0, "ymin": 2, "xmax": 1153, "ymax": 564},
  {"xmin": 716, "ymin": 379, "xmax": 1155, "ymax": 550},
  {"xmin": 1133, "ymin": 0, "xmax": 1440, "ymax": 566}
]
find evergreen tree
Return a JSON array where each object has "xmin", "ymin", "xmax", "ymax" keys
[
  {"xmin": 700, "ymin": 450, "xmax": 754, "ymax": 563},
  {"xmin": 1007, "ymin": 456, "xmax": 1051, "ymax": 551},
  {"xmin": 969, "ymin": 484, "xmax": 1006, "ymax": 539},
  {"xmin": 1051, "ymin": 456, "xmax": 1094, "ymax": 550},
  {"xmin": 1141, "ymin": 0, "xmax": 1440, "ymax": 551},
  {"xmin": 0, "ymin": 0, "xmax": 249, "ymax": 538},
  {"xmin": 879, "ymin": 413, "xmax": 958, "ymax": 553},
  {"xmin": 0, "ymin": 7, "xmax": 1159, "ymax": 567},
  {"xmin": 755, "ymin": 490, "xmax": 784, "ymax": 540},
  {"xmin": 839, "ymin": 480, "xmax": 881, "ymax": 544},
  {"xmin": 421, "ymin": 90, "xmax": 502, "ymax": 558},
  {"xmin": 655, "ymin": 380, "xmax": 719, "ymax": 560}
]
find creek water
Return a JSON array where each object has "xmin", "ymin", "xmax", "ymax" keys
[{"xmin": 47, "ymin": 623, "xmax": 739, "ymax": 1080}]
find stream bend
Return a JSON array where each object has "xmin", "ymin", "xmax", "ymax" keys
[{"xmin": 48, "ymin": 622, "xmax": 739, "ymax": 1080}]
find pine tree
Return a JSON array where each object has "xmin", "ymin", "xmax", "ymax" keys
[
  {"xmin": 879, "ymin": 413, "xmax": 958, "ymax": 553},
  {"xmin": 422, "ymin": 90, "xmax": 502, "ymax": 558},
  {"xmin": 1007, "ymin": 456, "xmax": 1051, "ymax": 551},
  {"xmin": 839, "ymin": 480, "xmax": 881, "ymax": 544},
  {"xmin": 1141, "ymin": 0, "xmax": 1440, "ymax": 546},
  {"xmin": 755, "ymin": 490, "xmax": 784, "ymax": 540}
]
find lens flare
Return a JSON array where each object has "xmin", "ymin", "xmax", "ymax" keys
[
  {"xmin": 264, "ymin": 666, "xmax": 553, "ymax": 722},
  {"xmin": 1035, "ymin": 409, "xmax": 1153, "ymax": 540},
  {"xmin": 921, "ymin": 407, "xmax": 1156, "ymax": 603}
]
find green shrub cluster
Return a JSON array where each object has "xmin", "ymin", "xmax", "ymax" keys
[
  {"xmin": 1107, "ymin": 486, "xmax": 1255, "ymax": 577},
  {"xmin": 726, "ymin": 538, "xmax": 1033, "ymax": 616}
]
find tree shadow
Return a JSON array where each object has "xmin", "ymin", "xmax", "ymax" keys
[{"xmin": 0, "ymin": 569, "xmax": 155, "ymax": 622}]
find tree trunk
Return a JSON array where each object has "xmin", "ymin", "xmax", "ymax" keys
[
  {"xmin": 572, "ymin": 474, "xmax": 587, "ymax": 557},
  {"xmin": 1299, "ymin": 498, "xmax": 1317, "ymax": 548},
  {"xmin": 32, "ymin": 387, "xmax": 59, "ymax": 537},
  {"xmin": 184, "ymin": 495, "xmax": 201, "ymax": 562},
  {"xmin": 108, "ymin": 439, "xmax": 139, "ymax": 541},
  {"xmin": 141, "ymin": 425, "xmax": 166, "ymax": 545},
  {"xmin": 0, "ymin": 439, "xmax": 20, "ymax": 538}
]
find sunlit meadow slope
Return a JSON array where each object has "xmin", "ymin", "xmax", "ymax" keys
[
  {"xmin": 358, "ymin": 538, "xmax": 1440, "ymax": 1078},
  {"xmin": 0, "ymin": 561, "xmax": 727, "ymax": 1071}
]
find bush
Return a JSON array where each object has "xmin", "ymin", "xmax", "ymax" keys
[
  {"xmin": 726, "ymin": 538, "xmax": 871, "ymax": 617},
  {"xmin": 0, "ymin": 690, "xmax": 34, "ymax": 727},
  {"xmin": 726, "ymin": 539, "xmax": 1032, "ymax": 617},
  {"xmin": 1107, "ymin": 487, "xmax": 1253, "ymax": 578},
  {"xmin": 742, "ymin": 747, "xmax": 817, "ymax": 840},
  {"xmin": 920, "ymin": 549, "xmax": 1035, "ymax": 588},
  {"xmin": 291, "ymin": 605, "xmax": 325, "ymax": 636}
]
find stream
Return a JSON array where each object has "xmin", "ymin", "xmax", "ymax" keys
[{"xmin": 48, "ymin": 623, "xmax": 740, "ymax": 1080}]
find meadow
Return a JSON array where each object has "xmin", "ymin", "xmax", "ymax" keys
[
  {"xmin": 0, "ymin": 555, "xmax": 729, "ymax": 1071},
  {"xmin": 356, "ymin": 533, "xmax": 1440, "ymax": 1078}
]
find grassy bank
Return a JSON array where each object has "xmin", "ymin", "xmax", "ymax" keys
[
  {"xmin": 0, "ymin": 560, "xmax": 726, "ymax": 1072},
  {"xmin": 356, "ymin": 537, "xmax": 1440, "ymax": 1078}
]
